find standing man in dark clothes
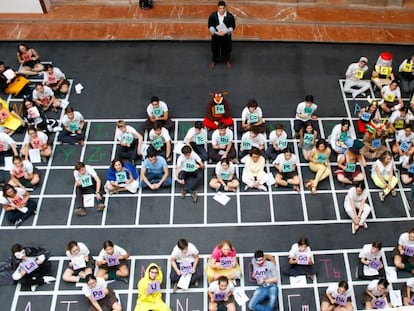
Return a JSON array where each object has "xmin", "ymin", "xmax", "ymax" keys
[{"xmin": 208, "ymin": 1, "xmax": 236, "ymax": 70}]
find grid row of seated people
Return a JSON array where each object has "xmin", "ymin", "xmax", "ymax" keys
[
  {"xmin": 3, "ymin": 231, "xmax": 414, "ymax": 310},
  {"xmin": 2, "ymin": 93, "xmax": 414, "ymax": 229}
]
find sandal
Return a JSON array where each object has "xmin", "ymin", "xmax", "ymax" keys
[
  {"xmin": 305, "ymin": 179, "xmax": 313, "ymax": 189},
  {"xmin": 311, "ymin": 187, "xmax": 317, "ymax": 195}
]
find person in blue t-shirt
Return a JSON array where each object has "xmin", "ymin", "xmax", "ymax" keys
[
  {"xmin": 140, "ymin": 150, "xmax": 172, "ymax": 190},
  {"xmin": 104, "ymin": 159, "xmax": 139, "ymax": 194}
]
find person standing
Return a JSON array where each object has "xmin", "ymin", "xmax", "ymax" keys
[{"xmin": 208, "ymin": 1, "xmax": 236, "ymax": 70}]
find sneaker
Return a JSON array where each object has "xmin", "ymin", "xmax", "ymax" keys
[
  {"xmin": 391, "ymin": 189, "xmax": 397, "ymax": 197},
  {"xmin": 31, "ymin": 284, "xmax": 37, "ymax": 292},
  {"xmin": 74, "ymin": 207, "xmax": 87, "ymax": 216},
  {"xmin": 192, "ymin": 191, "xmax": 198, "ymax": 203},
  {"xmin": 14, "ymin": 219, "xmax": 23, "ymax": 228},
  {"xmin": 52, "ymin": 126, "xmax": 63, "ymax": 132},
  {"xmin": 244, "ymin": 185, "xmax": 250, "ymax": 191},
  {"xmin": 96, "ymin": 203, "xmax": 105, "ymax": 211},
  {"xmin": 181, "ymin": 188, "xmax": 187, "ymax": 199},
  {"xmin": 379, "ymin": 191, "xmax": 385, "ymax": 202},
  {"xmin": 43, "ymin": 276, "xmax": 56, "ymax": 284}
]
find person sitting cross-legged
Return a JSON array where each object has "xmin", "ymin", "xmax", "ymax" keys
[
  {"xmin": 140, "ymin": 150, "xmax": 172, "ymax": 191},
  {"xmin": 175, "ymin": 145, "xmax": 204, "ymax": 203},
  {"xmin": 104, "ymin": 158, "xmax": 139, "ymax": 194}
]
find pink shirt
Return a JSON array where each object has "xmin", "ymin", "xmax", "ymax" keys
[{"xmin": 211, "ymin": 246, "xmax": 237, "ymax": 261}]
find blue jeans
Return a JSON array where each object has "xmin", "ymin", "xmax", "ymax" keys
[{"xmin": 248, "ymin": 284, "xmax": 278, "ymax": 311}]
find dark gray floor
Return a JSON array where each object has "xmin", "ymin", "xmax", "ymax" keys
[{"xmin": 0, "ymin": 41, "xmax": 414, "ymax": 311}]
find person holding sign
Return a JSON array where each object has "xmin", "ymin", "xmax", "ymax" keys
[
  {"xmin": 392, "ymin": 124, "xmax": 414, "ymax": 162},
  {"xmin": 203, "ymin": 92, "xmax": 233, "ymax": 130},
  {"xmin": 42, "ymin": 64, "xmax": 69, "ymax": 98},
  {"xmin": 399, "ymin": 53, "xmax": 414, "ymax": 96},
  {"xmin": 344, "ymin": 57, "xmax": 370, "ymax": 99},
  {"xmin": 170, "ymin": 238, "xmax": 202, "ymax": 292},
  {"xmin": 344, "ymin": 182, "xmax": 371, "ymax": 235},
  {"xmin": 134, "ymin": 263, "xmax": 171, "ymax": 311},
  {"xmin": 293, "ymin": 94, "xmax": 318, "ymax": 138},
  {"xmin": 328, "ymin": 119, "xmax": 356, "ymax": 155},
  {"xmin": 208, "ymin": 1, "xmax": 236, "ymax": 70},
  {"xmin": 239, "ymin": 127, "xmax": 266, "ymax": 163},
  {"xmin": 143, "ymin": 96, "xmax": 173, "ymax": 132},
  {"xmin": 184, "ymin": 121, "xmax": 208, "ymax": 161},
  {"xmin": 104, "ymin": 159, "xmax": 139, "ymax": 194},
  {"xmin": 209, "ymin": 158, "xmax": 239, "ymax": 192},
  {"xmin": 58, "ymin": 106, "xmax": 85, "ymax": 145},
  {"xmin": 240, "ymin": 99, "xmax": 267, "ymax": 133},
  {"xmin": 249, "ymin": 250, "xmax": 278, "ymax": 311},
  {"xmin": 209, "ymin": 122, "xmax": 237, "ymax": 163},
  {"xmin": 115, "ymin": 120, "xmax": 143, "ymax": 164},
  {"xmin": 0, "ymin": 132, "xmax": 18, "ymax": 165},
  {"xmin": 96, "ymin": 240, "xmax": 129, "ymax": 283},
  {"xmin": 306, "ymin": 139, "xmax": 331, "ymax": 196},
  {"xmin": 1, "ymin": 184, "xmax": 37, "ymax": 228},
  {"xmin": 371, "ymin": 52, "xmax": 395, "ymax": 90},
  {"xmin": 299, "ymin": 121, "xmax": 318, "ymax": 161},
  {"xmin": 360, "ymin": 278, "xmax": 392, "ymax": 310},
  {"xmin": 16, "ymin": 43, "xmax": 44, "ymax": 76},
  {"xmin": 242, "ymin": 147, "xmax": 269, "ymax": 192},
  {"xmin": 0, "ymin": 61, "xmax": 31, "ymax": 97},
  {"xmin": 9, "ymin": 155, "xmax": 40, "ymax": 191},
  {"xmin": 402, "ymin": 277, "xmax": 414, "ymax": 306},
  {"xmin": 83, "ymin": 274, "xmax": 122, "ymax": 311},
  {"xmin": 393, "ymin": 228, "xmax": 414, "ymax": 275},
  {"xmin": 11, "ymin": 243, "xmax": 55, "ymax": 292},
  {"xmin": 32, "ymin": 83, "xmax": 62, "ymax": 113},
  {"xmin": 266, "ymin": 123, "xmax": 288, "ymax": 162},
  {"xmin": 357, "ymin": 241, "xmax": 386, "ymax": 280},
  {"xmin": 400, "ymin": 153, "xmax": 414, "ymax": 185},
  {"xmin": 320, "ymin": 280, "xmax": 353, "ymax": 311},
  {"xmin": 361, "ymin": 122, "xmax": 388, "ymax": 161},
  {"xmin": 62, "ymin": 241, "xmax": 95, "ymax": 284},
  {"xmin": 380, "ymin": 80, "xmax": 403, "ymax": 115},
  {"xmin": 371, "ymin": 151, "xmax": 398, "ymax": 202},
  {"xmin": 140, "ymin": 150, "xmax": 172, "ymax": 190},
  {"xmin": 283, "ymin": 237, "xmax": 316, "ymax": 278},
  {"xmin": 388, "ymin": 106, "xmax": 412, "ymax": 135},
  {"xmin": 21, "ymin": 126, "xmax": 52, "ymax": 162},
  {"xmin": 176, "ymin": 145, "xmax": 204, "ymax": 203},
  {"xmin": 208, "ymin": 276, "xmax": 236, "ymax": 311},
  {"xmin": 273, "ymin": 147, "xmax": 301, "ymax": 192},
  {"xmin": 73, "ymin": 161, "xmax": 105, "ymax": 216},
  {"xmin": 206, "ymin": 239, "xmax": 241, "ymax": 283},
  {"xmin": 357, "ymin": 101, "xmax": 379, "ymax": 135},
  {"xmin": 335, "ymin": 140, "xmax": 366, "ymax": 185},
  {"xmin": 148, "ymin": 121, "xmax": 172, "ymax": 163},
  {"xmin": 22, "ymin": 99, "xmax": 60, "ymax": 133}
]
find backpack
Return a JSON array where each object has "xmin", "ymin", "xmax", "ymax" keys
[{"xmin": 139, "ymin": 0, "xmax": 153, "ymax": 10}]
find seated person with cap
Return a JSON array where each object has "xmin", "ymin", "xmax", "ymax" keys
[{"xmin": 343, "ymin": 57, "xmax": 370, "ymax": 99}]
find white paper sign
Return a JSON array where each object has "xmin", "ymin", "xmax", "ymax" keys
[
  {"xmin": 173, "ymin": 142, "xmax": 185, "ymax": 154},
  {"xmin": 289, "ymin": 275, "xmax": 307, "ymax": 286},
  {"xmin": 75, "ymin": 83, "xmax": 84, "ymax": 94},
  {"xmin": 83, "ymin": 193, "xmax": 95, "ymax": 207},
  {"xmin": 233, "ymin": 287, "xmax": 249, "ymax": 306},
  {"xmin": 3, "ymin": 69, "xmax": 16, "ymax": 80},
  {"xmin": 213, "ymin": 192, "xmax": 230, "ymax": 206},
  {"xmin": 29, "ymin": 148, "xmax": 41, "ymax": 163},
  {"xmin": 177, "ymin": 272, "xmax": 192, "ymax": 290},
  {"xmin": 4, "ymin": 156, "xmax": 13, "ymax": 171}
]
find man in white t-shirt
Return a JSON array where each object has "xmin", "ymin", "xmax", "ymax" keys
[
  {"xmin": 58, "ymin": 106, "xmax": 85, "ymax": 145},
  {"xmin": 293, "ymin": 95, "xmax": 317, "ymax": 137},
  {"xmin": 73, "ymin": 161, "xmax": 105, "ymax": 216},
  {"xmin": 143, "ymin": 96, "xmax": 173, "ymax": 131},
  {"xmin": 170, "ymin": 238, "xmax": 201, "ymax": 292}
]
